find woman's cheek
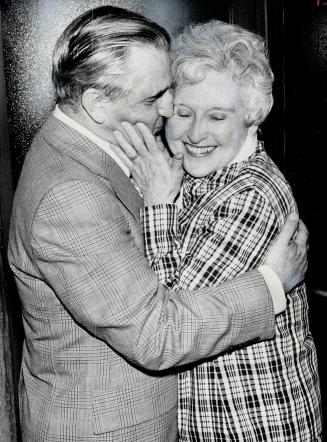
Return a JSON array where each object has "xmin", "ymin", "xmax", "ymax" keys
[
  {"xmin": 165, "ymin": 115, "xmax": 183, "ymax": 141},
  {"xmin": 165, "ymin": 117, "xmax": 185, "ymax": 155}
]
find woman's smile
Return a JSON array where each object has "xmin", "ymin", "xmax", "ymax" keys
[
  {"xmin": 184, "ymin": 142, "xmax": 218, "ymax": 157},
  {"xmin": 166, "ymin": 70, "xmax": 251, "ymax": 178}
]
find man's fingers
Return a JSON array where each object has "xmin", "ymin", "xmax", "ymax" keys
[{"xmin": 275, "ymin": 212, "xmax": 299, "ymax": 246}]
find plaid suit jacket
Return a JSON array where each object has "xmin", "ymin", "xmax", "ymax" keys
[{"xmin": 8, "ymin": 114, "xmax": 276, "ymax": 441}]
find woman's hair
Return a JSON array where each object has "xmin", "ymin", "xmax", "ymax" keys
[
  {"xmin": 171, "ymin": 20, "xmax": 274, "ymax": 125},
  {"xmin": 52, "ymin": 6, "xmax": 170, "ymax": 105}
]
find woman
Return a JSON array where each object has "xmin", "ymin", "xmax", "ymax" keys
[{"xmin": 114, "ymin": 20, "xmax": 321, "ymax": 441}]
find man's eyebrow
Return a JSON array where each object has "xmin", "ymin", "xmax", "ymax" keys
[{"xmin": 144, "ymin": 86, "xmax": 171, "ymax": 102}]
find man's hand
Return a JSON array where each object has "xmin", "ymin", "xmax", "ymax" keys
[
  {"xmin": 265, "ymin": 213, "xmax": 309, "ymax": 293},
  {"xmin": 112, "ymin": 122, "xmax": 184, "ymax": 206}
]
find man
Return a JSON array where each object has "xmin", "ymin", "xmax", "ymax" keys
[{"xmin": 8, "ymin": 6, "xmax": 308, "ymax": 441}]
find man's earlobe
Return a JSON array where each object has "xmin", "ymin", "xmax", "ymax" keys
[{"xmin": 81, "ymin": 89, "xmax": 105, "ymax": 124}]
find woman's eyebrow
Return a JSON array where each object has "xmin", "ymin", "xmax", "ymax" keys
[{"xmin": 209, "ymin": 106, "xmax": 235, "ymax": 113}]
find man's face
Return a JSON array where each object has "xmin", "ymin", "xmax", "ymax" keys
[{"xmin": 100, "ymin": 45, "xmax": 173, "ymax": 142}]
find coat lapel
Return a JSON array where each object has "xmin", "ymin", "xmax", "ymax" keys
[
  {"xmin": 42, "ymin": 114, "xmax": 144, "ymax": 222},
  {"xmin": 103, "ymin": 154, "xmax": 144, "ymax": 223}
]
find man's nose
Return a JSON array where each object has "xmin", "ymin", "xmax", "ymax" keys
[
  {"xmin": 157, "ymin": 90, "xmax": 173, "ymax": 118},
  {"xmin": 188, "ymin": 120, "xmax": 207, "ymax": 144}
]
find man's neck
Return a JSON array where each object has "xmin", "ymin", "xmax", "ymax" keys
[
  {"xmin": 58, "ymin": 103, "xmax": 116, "ymax": 144},
  {"xmin": 54, "ymin": 104, "xmax": 130, "ymax": 176}
]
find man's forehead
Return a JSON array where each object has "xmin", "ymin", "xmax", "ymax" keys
[{"xmin": 124, "ymin": 45, "xmax": 171, "ymax": 99}]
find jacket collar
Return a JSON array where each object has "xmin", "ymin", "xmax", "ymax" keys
[{"xmin": 42, "ymin": 114, "xmax": 143, "ymax": 222}]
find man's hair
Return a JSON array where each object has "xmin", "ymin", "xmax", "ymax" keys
[
  {"xmin": 171, "ymin": 20, "xmax": 274, "ymax": 126},
  {"xmin": 52, "ymin": 6, "xmax": 170, "ymax": 104}
]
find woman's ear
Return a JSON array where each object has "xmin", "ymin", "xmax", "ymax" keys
[
  {"xmin": 81, "ymin": 88, "xmax": 105, "ymax": 124},
  {"xmin": 248, "ymin": 124, "xmax": 258, "ymax": 137}
]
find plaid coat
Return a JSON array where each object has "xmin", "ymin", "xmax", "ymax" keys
[
  {"xmin": 8, "ymin": 115, "xmax": 276, "ymax": 441},
  {"xmin": 143, "ymin": 143, "xmax": 321, "ymax": 441}
]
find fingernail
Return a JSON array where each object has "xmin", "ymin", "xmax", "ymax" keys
[{"xmin": 289, "ymin": 212, "xmax": 298, "ymax": 220}]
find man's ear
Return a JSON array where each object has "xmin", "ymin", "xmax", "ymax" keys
[{"xmin": 81, "ymin": 88, "xmax": 106, "ymax": 124}]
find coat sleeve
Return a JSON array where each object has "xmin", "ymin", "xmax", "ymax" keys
[{"xmin": 30, "ymin": 179, "xmax": 275, "ymax": 371}]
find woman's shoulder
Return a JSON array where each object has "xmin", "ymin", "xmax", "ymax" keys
[{"xmin": 239, "ymin": 150, "xmax": 297, "ymax": 216}]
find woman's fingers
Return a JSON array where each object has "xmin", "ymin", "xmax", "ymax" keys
[
  {"xmin": 121, "ymin": 122, "xmax": 148, "ymax": 157},
  {"xmin": 112, "ymin": 130, "xmax": 138, "ymax": 162},
  {"xmin": 136, "ymin": 122, "xmax": 161, "ymax": 154},
  {"xmin": 156, "ymin": 135, "xmax": 172, "ymax": 162}
]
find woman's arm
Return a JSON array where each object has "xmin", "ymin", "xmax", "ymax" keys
[{"xmin": 142, "ymin": 203, "xmax": 182, "ymax": 284}]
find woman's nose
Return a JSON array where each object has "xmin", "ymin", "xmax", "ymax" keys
[{"xmin": 187, "ymin": 121, "xmax": 207, "ymax": 144}]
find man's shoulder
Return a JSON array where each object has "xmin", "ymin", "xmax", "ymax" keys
[
  {"xmin": 13, "ymin": 115, "xmax": 115, "ymax": 225},
  {"xmin": 21, "ymin": 114, "xmax": 108, "ymax": 185}
]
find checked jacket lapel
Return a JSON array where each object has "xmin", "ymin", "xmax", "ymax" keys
[
  {"xmin": 44, "ymin": 114, "xmax": 143, "ymax": 223},
  {"xmin": 103, "ymin": 154, "xmax": 144, "ymax": 223}
]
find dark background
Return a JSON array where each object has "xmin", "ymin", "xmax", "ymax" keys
[{"xmin": 0, "ymin": 0, "xmax": 326, "ymax": 440}]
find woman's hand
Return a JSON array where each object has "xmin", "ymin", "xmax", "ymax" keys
[{"xmin": 112, "ymin": 122, "xmax": 184, "ymax": 206}]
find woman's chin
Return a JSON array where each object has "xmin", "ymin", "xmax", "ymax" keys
[{"xmin": 184, "ymin": 165, "xmax": 215, "ymax": 178}]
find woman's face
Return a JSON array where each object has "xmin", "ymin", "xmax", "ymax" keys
[{"xmin": 166, "ymin": 70, "xmax": 251, "ymax": 178}]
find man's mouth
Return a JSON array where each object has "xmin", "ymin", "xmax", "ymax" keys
[{"xmin": 184, "ymin": 142, "xmax": 217, "ymax": 157}]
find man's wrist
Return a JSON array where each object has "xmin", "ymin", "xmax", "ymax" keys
[{"xmin": 258, "ymin": 265, "xmax": 286, "ymax": 315}]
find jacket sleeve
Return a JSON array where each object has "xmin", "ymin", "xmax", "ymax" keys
[{"xmin": 30, "ymin": 179, "xmax": 275, "ymax": 371}]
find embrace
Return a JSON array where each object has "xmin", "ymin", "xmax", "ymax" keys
[{"xmin": 8, "ymin": 5, "xmax": 321, "ymax": 442}]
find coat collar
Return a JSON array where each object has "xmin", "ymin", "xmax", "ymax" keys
[{"xmin": 42, "ymin": 114, "xmax": 143, "ymax": 222}]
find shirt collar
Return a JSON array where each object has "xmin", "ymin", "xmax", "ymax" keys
[
  {"xmin": 176, "ymin": 131, "xmax": 258, "ymax": 209},
  {"xmin": 53, "ymin": 105, "xmax": 130, "ymax": 176},
  {"xmin": 229, "ymin": 130, "xmax": 257, "ymax": 165}
]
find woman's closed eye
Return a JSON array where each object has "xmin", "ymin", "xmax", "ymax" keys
[
  {"xmin": 209, "ymin": 113, "xmax": 226, "ymax": 121},
  {"xmin": 176, "ymin": 109, "xmax": 192, "ymax": 118}
]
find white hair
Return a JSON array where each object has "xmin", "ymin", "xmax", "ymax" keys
[{"xmin": 171, "ymin": 20, "xmax": 274, "ymax": 126}]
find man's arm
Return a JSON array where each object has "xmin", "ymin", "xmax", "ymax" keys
[
  {"xmin": 265, "ymin": 213, "xmax": 308, "ymax": 293},
  {"xmin": 29, "ymin": 179, "xmax": 275, "ymax": 371}
]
